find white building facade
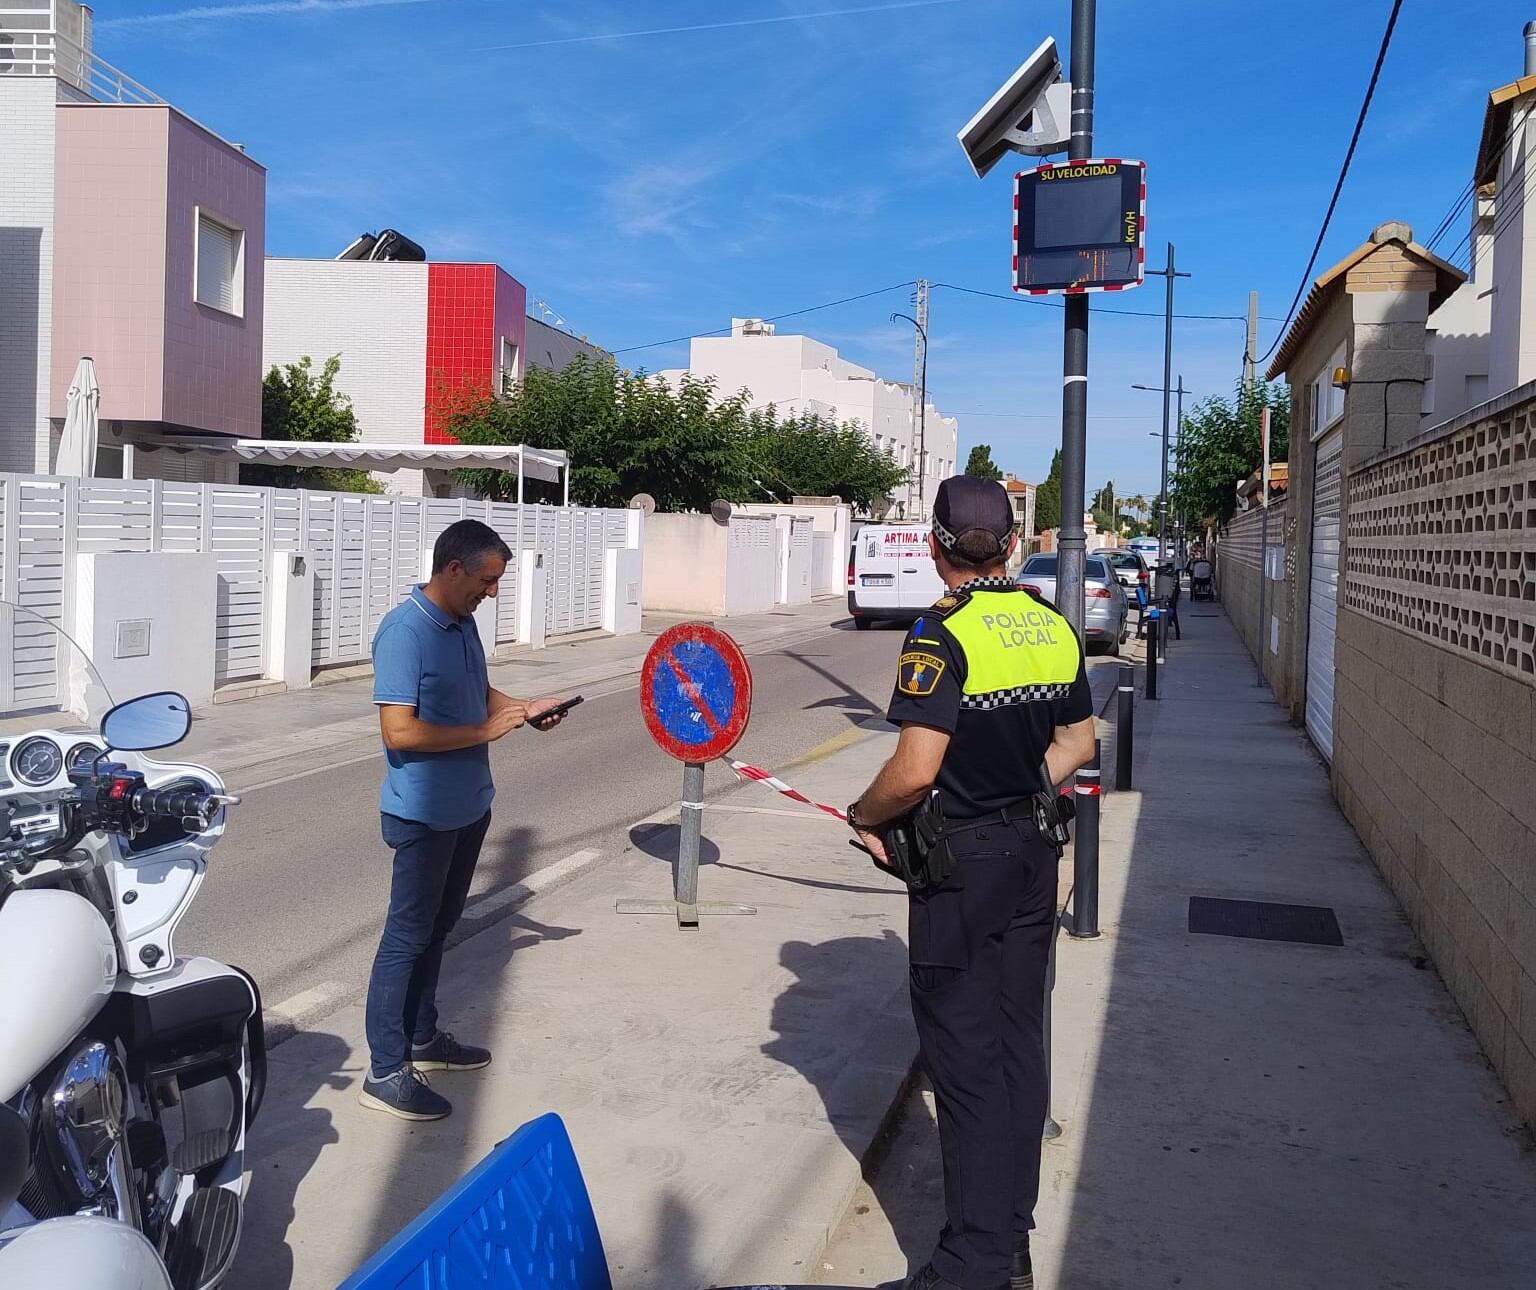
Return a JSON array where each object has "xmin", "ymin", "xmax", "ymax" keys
[{"xmin": 664, "ymin": 318, "xmax": 960, "ymax": 519}]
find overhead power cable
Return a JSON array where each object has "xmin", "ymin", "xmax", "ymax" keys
[
  {"xmin": 610, "ymin": 281, "xmax": 916, "ymax": 355},
  {"xmin": 932, "ymin": 281, "xmax": 1286, "ymax": 323},
  {"xmin": 1258, "ymin": 0, "xmax": 1405, "ymax": 366}
]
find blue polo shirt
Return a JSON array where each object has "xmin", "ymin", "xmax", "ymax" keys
[{"xmin": 372, "ymin": 587, "xmax": 493, "ymax": 830}]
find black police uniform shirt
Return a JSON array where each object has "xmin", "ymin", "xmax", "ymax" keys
[{"xmin": 886, "ymin": 575, "xmax": 1093, "ymax": 819}]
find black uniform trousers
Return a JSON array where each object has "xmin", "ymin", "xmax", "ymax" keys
[{"xmin": 907, "ymin": 817, "xmax": 1057, "ymax": 1290}]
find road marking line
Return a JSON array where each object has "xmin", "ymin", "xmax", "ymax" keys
[
  {"xmin": 461, "ymin": 848, "xmax": 602, "ymax": 921},
  {"xmin": 784, "ymin": 723, "xmax": 871, "ymax": 770},
  {"xmin": 267, "ymin": 979, "xmax": 349, "ymax": 1023},
  {"xmin": 240, "ymin": 749, "xmax": 384, "ymax": 793}
]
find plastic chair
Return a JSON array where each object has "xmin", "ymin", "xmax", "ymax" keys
[{"xmin": 338, "ymin": 1113, "xmax": 613, "ymax": 1290}]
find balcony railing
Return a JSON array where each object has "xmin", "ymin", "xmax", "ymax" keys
[{"xmin": 0, "ymin": 28, "xmax": 166, "ymax": 105}]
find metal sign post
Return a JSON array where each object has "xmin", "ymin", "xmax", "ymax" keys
[{"xmin": 621, "ymin": 623, "xmax": 757, "ymax": 928}]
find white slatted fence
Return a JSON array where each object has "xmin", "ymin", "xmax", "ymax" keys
[{"xmin": 0, "ymin": 474, "xmax": 632, "ymax": 709}]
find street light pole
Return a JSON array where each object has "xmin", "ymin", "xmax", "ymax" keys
[
  {"xmin": 1056, "ymin": 0, "xmax": 1097, "ymax": 638},
  {"xmin": 891, "ymin": 311, "xmax": 929, "ymax": 517}
]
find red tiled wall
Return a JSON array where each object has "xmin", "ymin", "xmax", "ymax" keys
[{"xmin": 425, "ymin": 262, "xmax": 496, "ymax": 444}]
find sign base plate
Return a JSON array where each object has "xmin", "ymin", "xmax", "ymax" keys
[{"xmin": 615, "ymin": 899, "xmax": 758, "ymax": 928}]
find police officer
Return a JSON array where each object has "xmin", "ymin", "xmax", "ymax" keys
[{"xmin": 848, "ymin": 476, "xmax": 1096, "ymax": 1290}]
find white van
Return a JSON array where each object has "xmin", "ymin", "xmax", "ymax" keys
[{"xmin": 847, "ymin": 523, "xmax": 947, "ymax": 629}]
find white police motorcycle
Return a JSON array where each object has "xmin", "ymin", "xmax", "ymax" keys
[{"xmin": 0, "ymin": 603, "xmax": 262, "ymax": 1289}]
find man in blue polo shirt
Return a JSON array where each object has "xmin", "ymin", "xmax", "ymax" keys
[{"xmin": 360, "ymin": 519, "xmax": 566, "ymax": 1121}]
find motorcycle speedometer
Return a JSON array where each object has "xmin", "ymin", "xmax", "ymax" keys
[{"xmin": 12, "ymin": 737, "xmax": 63, "ymax": 787}]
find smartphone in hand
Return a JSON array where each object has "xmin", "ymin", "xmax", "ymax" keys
[{"xmin": 532, "ymin": 695, "xmax": 583, "ymax": 728}]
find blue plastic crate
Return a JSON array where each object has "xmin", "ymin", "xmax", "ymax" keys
[{"xmin": 338, "ymin": 1114, "xmax": 612, "ymax": 1290}]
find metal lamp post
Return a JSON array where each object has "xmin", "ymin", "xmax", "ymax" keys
[
  {"xmin": 1132, "ymin": 376, "xmax": 1187, "ymax": 558},
  {"xmin": 891, "ymin": 312, "xmax": 928, "ymax": 518}
]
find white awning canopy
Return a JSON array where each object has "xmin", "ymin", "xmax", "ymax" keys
[{"xmin": 134, "ymin": 439, "xmax": 568, "ymax": 485}]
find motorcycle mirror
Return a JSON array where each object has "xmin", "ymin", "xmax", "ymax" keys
[
  {"xmin": 0, "ymin": 1102, "xmax": 27, "ymax": 1216},
  {"xmin": 100, "ymin": 692, "xmax": 192, "ymax": 752}
]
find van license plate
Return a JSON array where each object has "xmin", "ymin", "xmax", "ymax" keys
[{"xmin": 861, "ymin": 574, "xmax": 894, "ymax": 586}]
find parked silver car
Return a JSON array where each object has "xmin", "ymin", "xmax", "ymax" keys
[{"xmin": 1016, "ymin": 553, "xmax": 1129, "ymax": 654}]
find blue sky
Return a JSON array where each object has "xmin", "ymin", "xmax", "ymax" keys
[{"xmin": 99, "ymin": 0, "xmax": 1526, "ymax": 496}]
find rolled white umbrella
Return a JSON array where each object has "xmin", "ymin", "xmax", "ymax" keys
[{"xmin": 55, "ymin": 356, "xmax": 100, "ymax": 478}]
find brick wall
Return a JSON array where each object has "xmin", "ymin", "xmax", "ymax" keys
[
  {"xmin": 1334, "ymin": 386, "xmax": 1536, "ymax": 1123},
  {"xmin": 0, "ymin": 78, "xmax": 57, "ymax": 473},
  {"xmin": 1216, "ymin": 497, "xmax": 1299, "ymax": 708}
]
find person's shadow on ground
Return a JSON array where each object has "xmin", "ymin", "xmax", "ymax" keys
[
  {"xmin": 760, "ymin": 932, "xmax": 925, "ymax": 1277},
  {"xmin": 227, "ymin": 1031, "xmax": 350, "ymax": 1289}
]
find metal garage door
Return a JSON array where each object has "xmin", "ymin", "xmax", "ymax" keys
[{"xmin": 1306, "ymin": 429, "xmax": 1343, "ymax": 760}]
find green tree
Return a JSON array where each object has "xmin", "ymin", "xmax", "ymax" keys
[
  {"xmin": 1171, "ymin": 381, "xmax": 1291, "ymax": 529},
  {"xmin": 742, "ymin": 407, "xmax": 908, "ymax": 510},
  {"xmin": 964, "ymin": 444, "xmax": 1004, "ymax": 480},
  {"xmin": 245, "ymin": 355, "xmax": 380, "ymax": 493},
  {"xmin": 1091, "ymin": 478, "xmax": 1117, "ymax": 534},
  {"xmin": 1033, "ymin": 449, "xmax": 1063, "ymax": 531},
  {"xmin": 438, "ymin": 355, "xmax": 909, "ymax": 512}
]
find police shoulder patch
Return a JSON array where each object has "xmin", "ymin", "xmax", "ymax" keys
[
  {"xmin": 926, "ymin": 589, "xmax": 969, "ymax": 619},
  {"xmin": 897, "ymin": 650, "xmax": 946, "ymax": 696}
]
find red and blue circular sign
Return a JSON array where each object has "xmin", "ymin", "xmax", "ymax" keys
[{"xmin": 640, "ymin": 623, "xmax": 752, "ymax": 763}]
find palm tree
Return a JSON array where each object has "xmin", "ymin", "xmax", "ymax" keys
[{"xmin": 1123, "ymin": 493, "xmax": 1148, "ymax": 530}]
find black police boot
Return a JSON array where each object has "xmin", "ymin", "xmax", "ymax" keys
[
  {"xmin": 877, "ymin": 1263, "xmax": 1004, "ymax": 1290},
  {"xmin": 1010, "ymin": 1238, "xmax": 1035, "ymax": 1290}
]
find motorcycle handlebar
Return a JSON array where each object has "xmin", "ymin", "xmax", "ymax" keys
[{"xmin": 131, "ymin": 787, "xmax": 239, "ymax": 822}]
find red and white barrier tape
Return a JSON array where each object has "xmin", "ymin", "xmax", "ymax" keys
[
  {"xmin": 727, "ymin": 758, "xmax": 848, "ymax": 822},
  {"xmin": 728, "ymin": 757, "xmax": 1083, "ymax": 816}
]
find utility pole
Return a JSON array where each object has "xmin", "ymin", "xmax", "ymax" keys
[
  {"xmin": 1243, "ymin": 290, "xmax": 1259, "ymax": 394},
  {"xmin": 892, "ymin": 298, "xmax": 930, "ymax": 520},
  {"xmin": 1256, "ymin": 405, "xmax": 1272, "ymax": 687},
  {"xmin": 1174, "ymin": 374, "xmax": 1187, "ymax": 559},
  {"xmin": 1146, "ymin": 243, "xmax": 1190, "ymax": 565},
  {"xmin": 1056, "ymin": 0, "xmax": 1096, "ymax": 637},
  {"xmin": 913, "ymin": 279, "xmax": 930, "ymax": 518}
]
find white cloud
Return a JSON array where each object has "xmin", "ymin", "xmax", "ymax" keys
[
  {"xmin": 98, "ymin": 0, "xmax": 439, "ymax": 30},
  {"xmin": 476, "ymin": 0, "xmax": 964, "ymax": 54}
]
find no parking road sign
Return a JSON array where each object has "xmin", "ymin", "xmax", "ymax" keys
[{"xmin": 640, "ymin": 623, "xmax": 752, "ymax": 764}]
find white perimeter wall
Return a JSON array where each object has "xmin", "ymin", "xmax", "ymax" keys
[{"xmin": 264, "ymin": 259, "xmax": 429, "ymax": 495}]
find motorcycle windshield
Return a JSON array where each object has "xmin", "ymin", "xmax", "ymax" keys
[{"xmin": 0, "ymin": 600, "xmax": 114, "ymax": 736}]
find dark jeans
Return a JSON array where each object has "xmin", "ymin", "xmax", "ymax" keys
[
  {"xmin": 908, "ymin": 819, "xmax": 1057, "ymax": 1290},
  {"xmin": 364, "ymin": 810, "xmax": 491, "ymax": 1078}
]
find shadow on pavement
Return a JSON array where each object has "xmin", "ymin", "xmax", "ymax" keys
[
  {"xmin": 629, "ymin": 821, "xmax": 723, "ymax": 868},
  {"xmin": 761, "ymin": 932, "xmax": 916, "ymax": 1281},
  {"xmin": 233, "ymin": 1031, "xmax": 349, "ymax": 1289},
  {"xmin": 1053, "ymin": 606, "xmax": 1536, "ymax": 1288}
]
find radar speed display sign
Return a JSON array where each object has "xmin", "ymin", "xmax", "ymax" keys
[{"xmin": 1012, "ymin": 159, "xmax": 1146, "ymax": 295}]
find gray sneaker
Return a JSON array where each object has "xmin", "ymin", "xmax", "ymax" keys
[
  {"xmin": 358, "ymin": 1065, "xmax": 451, "ymax": 1121},
  {"xmin": 410, "ymin": 1030, "xmax": 491, "ymax": 1072}
]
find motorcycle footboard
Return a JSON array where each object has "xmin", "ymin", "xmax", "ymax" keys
[{"xmin": 165, "ymin": 1185, "xmax": 241, "ymax": 1290}]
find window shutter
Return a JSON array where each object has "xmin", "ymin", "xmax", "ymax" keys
[{"xmin": 196, "ymin": 214, "xmax": 241, "ymax": 313}]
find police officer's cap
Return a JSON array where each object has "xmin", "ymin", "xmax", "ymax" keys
[{"xmin": 932, "ymin": 475, "xmax": 1015, "ymax": 560}]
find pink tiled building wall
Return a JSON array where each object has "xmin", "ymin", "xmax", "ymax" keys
[{"xmin": 51, "ymin": 103, "xmax": 265, "ymax": 437}]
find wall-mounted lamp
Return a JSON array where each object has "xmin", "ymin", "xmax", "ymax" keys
[{"xmin": 1331, "ymin": 366, "xmax": 1350, "ymax": 390}]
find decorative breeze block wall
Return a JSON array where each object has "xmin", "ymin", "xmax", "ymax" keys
[{"xmin": 1345, "ymin": 394, "xmax": 1536, "ymax": 686}]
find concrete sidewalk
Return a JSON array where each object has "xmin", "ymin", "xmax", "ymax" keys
[
  {"xmin": 178, "ymin": 598, "xmax": 850, "ymax": 782},
  {"xmin": 1035, "ymin": 605, "xmax": 1536, "ymax": 1287},
  {"xmin": 227, "ymin": 722, "xmax": 922, "ymax": 1290}
]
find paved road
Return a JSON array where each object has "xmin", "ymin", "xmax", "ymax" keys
[{"xmin": 177, "ymin": 617, "xmax": 910, "ymax": 1027}]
